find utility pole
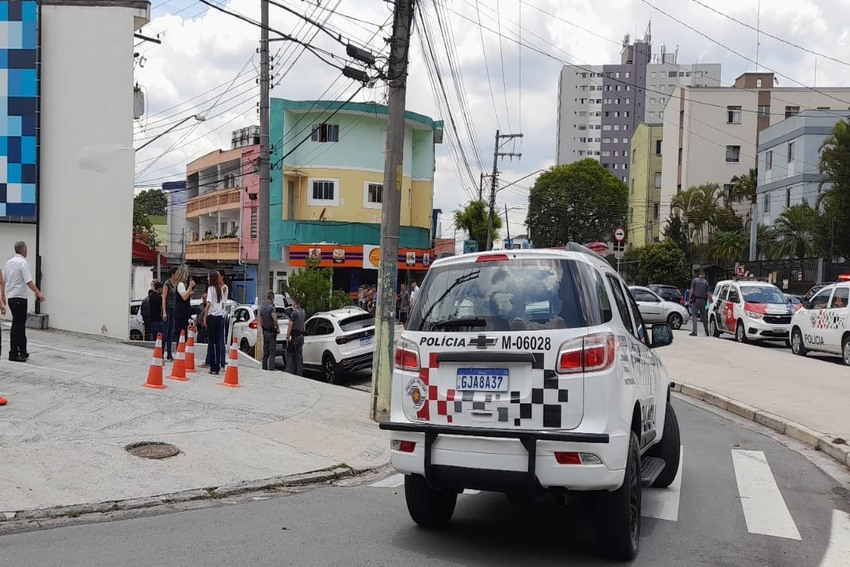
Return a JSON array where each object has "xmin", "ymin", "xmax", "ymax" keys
[
  {"xmin": 257, "ymin": 0, "xmax": 271, "ymax": 358},
  {"xmin": 478, "ymin": 172, "xmax": 485, "ymax": 201},
  {"xmin": 371, "ymin": 0, "xmax": 413, "ymax": 422},
  {"xmin": 486, "ymin": 130, "xmax": 522, "ymax": 250},
  {"xmin": 504, "ymin": 203, "xmax": 511, "ymax": 242}
]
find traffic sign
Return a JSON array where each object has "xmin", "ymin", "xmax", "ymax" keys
[
  {"xmin": 614, "ymin": 227, "xmax": 626, "ymax": 242},
  {"xmin": 735, "ymin": 264, "xmax": 745, "ymax": 277}
]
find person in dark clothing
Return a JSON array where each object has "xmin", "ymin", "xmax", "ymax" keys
[
  {"xmin": 259, "ymin": 291, "xmax": 279, "ymax": 371},
  {"xmin": 148, "ymin": 281, "xmax": 163, "ymax": 340},
  {"xmin": 689, "ymin": 269, "xmax": 712, "ymax": 336},
  {"xmin": 286, "ymin": 297, "xmax": 305, "ymax": 376},
  {"xmin": 141, "ymin": 289, "xmax": 153, "ymax": 340},
  {"xmin": 162, "ymin": 267, "xmax": 178, "ymax": 361}
]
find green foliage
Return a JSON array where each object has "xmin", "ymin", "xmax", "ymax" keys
[
  {"xmin": 729, "ymin": 168, "xmax": 758, "ymax": 205},
  {"xmin": 713, "ymin": 205, "xmax": 744, "ymax": 232},
  {"xmin": 637, "ymin": 240, "xmax": 691, "ymax": 289},
  {"xmin": 765, "ymin": 204, "xmax": 822, "ymax": 259},
  {"xmin": 670, "ymin": 183, "xmax": 726, "ymax": 245},
  {"xmin": 454, "ymin": 201, "xmax": 501, "ymax": 249},
  {"xmin": 662, "ymin": 213, "xmax": 692, "ymax": 264},
  {"xmin": 525, "ymin": 160, "xmax": 627, "ymax": 247},
  {"xmin": 133, "ymin": 189, "xmax": 167, "ymax": 249},
  {"xmin": 283, "ymin": 258, "xmax": 353, "ymax": 316},
  {"xmin": 819, "ymin": 119, "xmax": 850, "ymax": 258},
  {"xmin": 709, "ymin": 230, "xmax": 749, "ymax": 266}
]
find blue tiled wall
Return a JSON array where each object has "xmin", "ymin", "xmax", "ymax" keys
[{"xmin": 0, "ymin": 0, "xmax": 38, "ymax": 221}]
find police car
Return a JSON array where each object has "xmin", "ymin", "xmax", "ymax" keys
[
  {"xmin": 379, "ymin": 245, "xmax": 680, "ymax": 560},
  {"xmin": 790, "ymin": 282, "xmax": 850, "ymax": 365},
  {"xmin": 708, "ymin": 279, "xmax": 793, "ymax": 344}
]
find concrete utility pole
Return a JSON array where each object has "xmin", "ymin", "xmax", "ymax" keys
[
  {"xmin": 504, "ymin": 203, "xmax": 511, "ymax": 242},
  {"xmin": 257, "ymin": 0, "xmax": 271, "ymax": 358},
  {"xmin": 371, "ymin": 0, "xmax": 413, "ymax": 422},
  {"xmin": 486, "ymin": 130, "xmax": 522, "ymax": 250}
]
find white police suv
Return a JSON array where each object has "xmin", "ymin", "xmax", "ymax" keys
[
  {"xmin": 790, "ymin": 282, "xmax": 850, "ymax": 365},
  {"xmin": 379, "ymin": 245, "xmax": 680, "ymax": 560}
]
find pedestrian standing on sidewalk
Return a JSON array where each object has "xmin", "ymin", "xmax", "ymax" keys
[
  {"xmin": 286, "ymin": 297, "xmax": 305, "ymax": 376},
  {"xmin": 162, "ymin": 267, "xmax": 178, "ymax": 361},
  {"xmin": 689, "ymin": 269, "xmax": 712, "ymax": 337},
  {"xmin": 398, "ymin": 283, "xmax": 410, "ymax": 327},
  {"xmin": 260, "ymin": 291, "xmax": 279, "ymax": 371},
  {"xmin": 2, "ymin": 241, "xmax": 45, "ymax": 362},
  {"xmin": 148, "ymin": 281, "xmax": 163, "ymax": 340},
  {"xmin": 173, "ymin": 265, "xmax": 196, "ymax": 344},
  {"xmin": 217, "ymin": 269, "xmax": 230, "ymax": 370},
  {"xmin": 409, "ymin": 281, "xmax": 420, "ymax": 305},
  {"xmin": 0, "ymin": 268, "xmax": 5, "ymax": 406},
  {"xmin": 203, "ymin": 271, "xmax": 225, "ymax": 376}
]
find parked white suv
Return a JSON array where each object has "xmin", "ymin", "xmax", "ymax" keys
[
  {"xmin": 380, "ymin": 245, "xmax": 679, "ymax": 560},
  {"xmin": 303, "ymin": 308, "xmax": 375, "ymax": 384}
]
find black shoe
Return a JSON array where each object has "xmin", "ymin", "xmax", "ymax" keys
[
  {"xmin": 20, "ymin": 353, "xmax": 29, "ymax": 360},
  {"xmin": 689, "ymin": 332, "xmax": 697, "ymax": 336},
  {"xmin": 9, "ymin": 355, "xmax": 27, "ymax": 362}
]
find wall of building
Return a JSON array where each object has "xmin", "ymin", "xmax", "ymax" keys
[
  {"xmin": 628, "ymin": 124, "xmax": 663, "ymax": 248},
  {"xmin": 36, "ymin": 1, "xmax": 148, "ymax": 337}
]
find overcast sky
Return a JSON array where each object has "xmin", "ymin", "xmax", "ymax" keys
[{"xmin": 134, "ymin": 0, "xmax": 850, "ymax": 241}]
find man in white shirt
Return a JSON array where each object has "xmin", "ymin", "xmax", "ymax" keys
[{"xmin": 2, "ymin": 241, "xmax": 45, "ymax": 362}]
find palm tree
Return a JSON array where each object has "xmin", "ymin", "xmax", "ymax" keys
[
  {"xmin": 755, "ymin": 224, "xmax": 775, "ymax": 260},
  {"xmin": 709, "ymin": 230, "xmax": 748, "ymax": 266},
  {"xmin": 771, "ymin": 205, "xmax": 821, "ymax": 259},
  {"xmin": 671, "ymin": 183, "xmax": 725, "ymax": 245},
  {"xmin": 729, "ymin": 168, "xmax": 758, "ymax": 205}
]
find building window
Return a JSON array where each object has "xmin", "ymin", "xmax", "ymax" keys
[
  {"xmin": 766, "ymin": 150, "xmax": 773, "ymax": 170},
  {"xmin": 669, "ymin": 71, "xmax": 677, "ymax": 78},
  {"xmin": 602, "ymin": 124, "xmax": 611, "ymax": 131},
  {"xmin": 250, "ymin": 208, "xmax": 258, "ymax": 239},
  {"xmin": 788, "ymin": 141, "xmax": 795, "ymax": 163},
  {"xmin": 649, "ymin": 111, "xmax": 656, "ymax": 118},
  {"xmin": 311, "ymin": 123, "xmax": 339, "ymax": 142},
  {"xmin": 655, "ymin": 140, "xmax": 662, "ymax": 155},
  {"xmin": 578, "ymin": 124, "xmax": 587, "ymax": 130},
  {"xmin": 785, "ymin": 189, "xmax": 791, "ymax": 208},
  {"xmin": 653, "ymin": 203, "xmax": 660, "ymax": 219},
  {"xmin": 364, "ymin": 182, "xmax": 383, "ymax": 209},
  {"xmin": 723, "ymin": 184, "xmax": 733, "ymax": 198},
  {"xmin": 756, "ymin": 78, "xmax": 763, "ymax": 87},
  {"xmin": 726, "ymin": 145, "xmax": 741, "ymax": 163},
  {"xmin": 764, "ymin": 194, "xmax": 771, "ymax": 213},
  {"xmin": 654, "ymin": 172, "xmax": 662, "ymax": 188},
  {"xmin": 651, "ymin": 71, "xmax": 657, "ymax": 78},
  {"xmin": 727, "ymin": 105, "xmax": 742, "ymax": 124},
  {"xmin": 678, "ymin": 148, "xmax": 683, "ymax": 165},
  {"xmin": 622, "ymin": 138, "xmax": 629, "ymax": 143},
  {"xmin": 758, "ymin": 105, "xmax": 770, "ymax": 117},
  {"xmin": 602, "ymin": 137, "xmax": 611, "ymax": 143},
  {"xmin": 625, "ymin": 72, "xmax": 631, "ymax": 78},
  {"xmin": 308, "ymin": 178, "xmax": 339, "ymax": 206},
  {"xmin": 785, "ymin": 106, "xmax": 800, "ymax": 118}
]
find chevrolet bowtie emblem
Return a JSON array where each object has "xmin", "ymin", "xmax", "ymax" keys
[{"xmin": 468, "ymin": 335, "xmax": 497, "ymax": 349}]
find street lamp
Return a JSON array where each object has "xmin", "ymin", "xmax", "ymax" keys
[
  {"xmin": 135, "ymin": 114, "xmax": 206, "ymax": 152},
  {"xmin": 495, "ymin": 168, "xmax": 547, "ymax": 194}
]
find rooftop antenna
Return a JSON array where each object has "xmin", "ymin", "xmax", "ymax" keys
[{"xmin": 755, "ymin": 0, "xmax": 761, "ymax": 72}]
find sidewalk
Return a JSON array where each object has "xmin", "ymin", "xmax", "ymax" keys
[
  {"xmin": 659, "ymin": 332, "xmax": 850, "ymax": 467},
  {"xmin": 0, "ymin": 324, "xmax": 388, "ymax": 517}
]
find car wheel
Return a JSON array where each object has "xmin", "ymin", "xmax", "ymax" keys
[
  {"xmin": 240, "ymin": 338, "xmax": 251, "ymax": 354},
  {"xmin": 593, "ymin": 431, "xmax": 641, "ymax": 561},
  {"xmin": 647, "ymin": 402, "xmax": 681, "ymax": 488},
  {"xmin": 843, "ymin": 336, "xmax": 850, "ymax": 366},
  {"xmin": 322, "ymin": 352, "xmax": 339, "ymax": 384},
  {"xmin": 735, "ymin": 320, "xmax": 748, "ymax": 343},
  {"xmin": 709, "ymin": 316, "xmax": 721, "ymax": 338},
  {"xmin": 404, "ymin": 474, "xmax": 457, "ymax": 528},
  {"xmin": 130, "ymin": 330, "xmax": 143, "ymax": 341},
  {"xmin": 667, "ymin": 312, "xmax": 683, "ymax": 330}
]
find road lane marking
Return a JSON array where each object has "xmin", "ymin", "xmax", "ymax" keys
[
  {"xmin": 731, "ymin": 450, "xmax": 801, "ymax": 540},
  {"xmin": 642, "ymin": 446, "xmax": 683, "ymax": 522},
  {"xmin": 370, "ymin": 473, "xmax": 405, "ymax": 488},
  {"xmin": 819, "ymin": 509, "xmax": 850, "ymax": 567}
]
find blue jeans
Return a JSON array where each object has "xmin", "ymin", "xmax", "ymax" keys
[
  {"xmin": 163, "ymin": 306, "xmax": 176, "ymax": 358},
  {"xmin": 206, "ymin": 315, "xmax": 224, "ymax": 373}
]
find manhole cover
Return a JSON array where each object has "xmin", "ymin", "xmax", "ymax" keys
[{"xmin": 125, "ymin": 441, "xmax": 180, "ymax": 459}]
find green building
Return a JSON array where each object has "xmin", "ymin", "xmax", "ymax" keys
[{"xmin": 628, "ymin": 124, "xmax": 663, "ymax": 249}]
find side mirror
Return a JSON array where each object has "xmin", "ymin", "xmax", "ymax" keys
[
  {"xmin": 800, "ymin": 299, "xmax": 810, "ymax": 309},
  {"xmin": 650, "ymin": 323, "xmax": 674, "ymax": 349}
]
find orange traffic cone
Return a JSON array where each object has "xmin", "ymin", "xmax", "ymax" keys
[
  {"xmin": 168, "ymin": 330, "xmax": 189, "ymax": 381},
  {"xmin": 0, "ymin": 396, "xmax": 7, "ymax": 406},
  {"xmin": 143, "ymin": 332, "xmax": 167, "ymax": 390},
  {"xmin": 185, "ymin": 323, "xmax": 197, "ymax": 373},
  {"xmin": 221, "ymin": 338, "xmax": 240, "ymax": 388}
]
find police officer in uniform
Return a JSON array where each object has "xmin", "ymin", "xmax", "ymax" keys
[
  {"xmin": 259, "ymin": 291, "xmax": 279, "ymax": 371},
  {"xmin": 286, "ymin": 297, "xmax": 306, "ymax": 376},
  {"xmin": 689, "ymin": 269, "xmax": 712, "ymax": 336}
]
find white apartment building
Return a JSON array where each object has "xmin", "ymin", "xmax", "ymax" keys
[{"xmin": 660, "ymin": 73, "xmax": 850, "ymax": 224}]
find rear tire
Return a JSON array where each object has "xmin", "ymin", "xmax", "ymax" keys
[
  {"xmin": 842, "ymin": 336, "xmax": 850, "ymax": 366},
  {"xmin": 735, "ymin": 320, "xmax": 749, "ymax": 343},
  {"xmin": 594, "ymin": 431, "xmax": 641, "ymax": 561},
  {"xmin": 647, "ymin": 402, "xmax": 681, "ymax": 488},
  {"xmin": 130, "ymin": 330, "xmax": 143, "ymax": 341},
  {"xmin": 667, "ymin": 312, "xmax": 683, "ymax": 330},
  {"xmin": 240, "ymin": 338, "xmax": 251, "ymax": 354},
  {"xmin": 404, "ymin": 474, "xmax": 457, "ymax": 528}
]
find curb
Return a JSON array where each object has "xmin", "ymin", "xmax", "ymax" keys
[
  {"xmin": 672, "ymin": 382, "xmax": 850, "ymax": 470},
  {"xmin": 0, "ymin": 464, "xmax": 369, "ymax": 524}
]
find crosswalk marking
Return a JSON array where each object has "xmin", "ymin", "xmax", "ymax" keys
[
  {"xmin": 731, "ymin": 450, "xmax": 801, "ymax": 540},
  {"xmin": 642, "ymin": 446, "xmax": 683, "ymax": 522},
  {"xmin": 819, "ymin": 509, "xmax": 850, "ymax": 567}
]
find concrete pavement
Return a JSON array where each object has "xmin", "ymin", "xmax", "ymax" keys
[{"xmin": 0, "ymin": 323, "xmax": 388, "ymax": 518}]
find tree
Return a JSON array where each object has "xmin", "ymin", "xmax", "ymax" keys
[
  {"xmin": 709, "ymin": 230, "xmax": 748, "ymax": 266},
  {"xmin": 455, "ymin": 200, "xmax": 501, "ymax": 249},
  {"xmin": 662, "ymin": 213, "xmax": 693, "ymax": 265},
  {"xmin": 283, "ymin": 258, "xmax": 352, "ymax": 316},
  {"xmin": 770, "ymin": 204, "xmax": 821, "ymax": 259},
  {"xmin": 525, "ymin": 160, "xmax": 627, "ymax": 247},
  {"xmin": 638, "ymin": 240, "xmax": 691, "ymax": 289},
  {"xmin": 819, "ymin": 119, "xmax": 850, "ymax": 258},
  {"xmin": 133, "ymin": 189, "xmax": 167, "ymax": 248},
  {"xmin": 729, "ymin": 168, "xmax": 758, "ymax": 206}
]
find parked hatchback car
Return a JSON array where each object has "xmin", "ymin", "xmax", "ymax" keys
[
  {"xmin": 629, "ymin": 286, "xmax": 690, "ymax": 330},
  {"xmin": 647, "ymin": 284, "xmax": 686, "ymax": 305},
  {"xmin": 302, "ymin": 308, "xmax": 375, "ymax": 384},
  {"xmin": 709, "ymin": 280, "xmax": 793, "ymax": 344},
  {"xmin": 129, "ymin": 300, "xmax": 144, "ymax": 340},
  {"xmin": 379, "ymin": 245, "xmax": 679, "ymax": 561},
  {"xmin": 230, "ymin": 304, "xmax": 290, "ymax": 363},
  {"xmin": 790, "ymin": 283, "xmax": 850, "ymax": 365}
]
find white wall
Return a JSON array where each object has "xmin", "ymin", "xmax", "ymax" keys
[
  {"xmin": 0, "ymin": 224, "xmax": 37, "ymax": 322},
  {"xmin": 37, "ymin": 2, "xmax": 149, "ymax": 337}
]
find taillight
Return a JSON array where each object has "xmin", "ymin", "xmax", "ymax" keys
[
  {"xmin": 556, "ymin": 333, "xmax": 616, "ymax": 374},
  {"xmin": 392, "ymin": 440, "xmax": 416, "ymax": 453},
  {"xmin": 336, "ymin": 335, "xmax": 352, "ymax": 345},
  {"xmin": 394, "ymin": 338, "xmax": 420, "ymax": 371},
  {"xmin": 249, "ymin": 320, "xmax": 258, "ymax": 329},
  {"xmin": 476, "ymin": 254, "xmax": 508, "ymax": 263}
]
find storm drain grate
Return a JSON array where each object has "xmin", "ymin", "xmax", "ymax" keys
[{"xmin": 125, "ymin": 441, "xmax": 180, "ymax": 459}]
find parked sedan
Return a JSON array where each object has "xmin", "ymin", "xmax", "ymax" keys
[
  {"xmin": 302, "ymin": 308, "xmax": 375, "ymax": 384},
  {"xmin": 230, "ymin": 304, "xmax": 290, "ymax": 363},
  {"xmin": 629, "ymin": 286, "xmax": 690, "ymax": 330}
]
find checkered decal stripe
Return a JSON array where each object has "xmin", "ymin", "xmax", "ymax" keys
[{"xmin": 417, "ymin": 355, "xmax": 571, "ymax": 428}]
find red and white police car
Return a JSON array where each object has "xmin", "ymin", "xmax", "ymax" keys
[
  {"xmin": 708, "ymin": 279, "xmax": 793, "ymax": 344},
  {"xmin": 790, "ymin": 282, "xmax": 850, "ymax": 365}
]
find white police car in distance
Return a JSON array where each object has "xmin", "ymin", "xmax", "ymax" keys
[
  {"xmin": 379, "ymin": 245, "xmax": 680, "ymax": 561},
  {"xmin": 790, "ymin": 282, "xmax": 850, "ymax": 365}
]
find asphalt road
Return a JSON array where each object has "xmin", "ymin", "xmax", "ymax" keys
[{"xmin": 3, "ymin": 398, "xmax": 849, "ymax": 567}]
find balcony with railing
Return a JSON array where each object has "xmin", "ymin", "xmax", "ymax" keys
[
  {"xmin": 185, "ymin": 187, "xmax": 242, "ymax": 218},
  {"xmin": 184, "ymin": 238, "xmax": 240, "ymax": 261}
]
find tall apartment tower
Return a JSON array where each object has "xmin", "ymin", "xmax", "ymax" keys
[{"xmin": 556, "ymin": 31, "xmax": 721, "ymax": 183}]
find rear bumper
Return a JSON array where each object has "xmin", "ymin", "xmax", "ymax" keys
[
  {"xmin": 340, "ymin": 351, "xmax": 373, "ymax": 373},
  {"xmin": 379, "ymin": 422, "xmax": 627, "ymax": 493}
]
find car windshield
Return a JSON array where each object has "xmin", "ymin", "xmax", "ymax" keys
[
  {"xmin": 339, "ymin": 313, "xmax": 374, "ymax": 332},
  {"xmin": 407, "ymin": 258, "xmax": 587, "ymax": 332},
  {"xmin": 742, "ymin": 286, "xmax": 787, "ymax": 304}
]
